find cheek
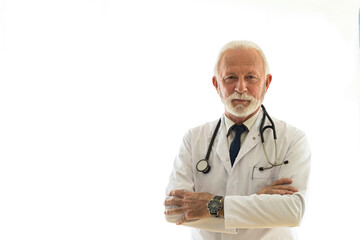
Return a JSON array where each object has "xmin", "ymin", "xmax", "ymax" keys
[
  {"xmin": 251, "ymin": 90, "xmax": 262, "ymax": 99},
  {"xmin": 220, "ymin": 85, "xmax": 234, "ymax": 98},
  {"xmin": 248, "ymin": 85, "xmax": 264, "ymax": 99}
]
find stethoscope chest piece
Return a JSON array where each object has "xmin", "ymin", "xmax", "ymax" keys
[
  {"xmin": 196, "ymin": 118, "xmax": 221, "ymax": 174},
  {"xmin": 196, "ymin": 159, "xmax": 211, "ymax": 173}
]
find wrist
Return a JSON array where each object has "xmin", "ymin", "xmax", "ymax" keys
[
  {"xmin": 207, "ymin": 195, "xmax": 224, "ymax": 218},
  {"xmin": 219, "ymin": 196, "xmax": 224, "ymax": 218}
]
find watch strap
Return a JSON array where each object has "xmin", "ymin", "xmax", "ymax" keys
[{"xmin": 213, "ymin": 195, "xmax": 222, "ymax": 201}]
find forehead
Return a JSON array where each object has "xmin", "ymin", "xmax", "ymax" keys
[{"xmin": 219, "ymin": 48, "xmax": 264, "ymax": 74}]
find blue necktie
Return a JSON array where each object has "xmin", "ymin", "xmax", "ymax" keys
[{"xmin": 229, "ymin": 124, "xmax": 247, "ymax": 166}]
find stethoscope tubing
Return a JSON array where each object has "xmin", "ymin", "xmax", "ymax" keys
[
  {"xmin": 197, "ymin": 105, "xmax": 288, "ymax": 174},
  {"xmin": 205, "ymin": 118, "xmax": 222, "ymax": 161},
  {"xmin": 260, "ymin": 105, "xmax": 277, "ymax": 142}
]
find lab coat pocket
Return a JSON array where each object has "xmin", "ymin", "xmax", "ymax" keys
[{"xmin": 250, "ymin": 165, "xmax": 280, "ymax": 193}]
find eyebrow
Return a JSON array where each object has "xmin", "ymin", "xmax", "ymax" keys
[
  {"xmin": 246, "ymin": 71, "xmax": 260, "ymax": 75},
  {"xmin": 223, "ymin": 70, "xmax": 237, "ymax": 76}
]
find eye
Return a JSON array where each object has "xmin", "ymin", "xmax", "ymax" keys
[
  {"xmin": 245, "ymin": 75, "xmax": 257, "ymax": 82},
  {"xmin": 224, "ymin": 76, "xmax": 237, "ymax": 82}
]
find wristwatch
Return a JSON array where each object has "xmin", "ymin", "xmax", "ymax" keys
[{"xmin": 207, "ymin": 195, "xmax": 223, "ymax": 217}]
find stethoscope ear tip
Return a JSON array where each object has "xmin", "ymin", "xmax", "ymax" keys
[{"xmin": 258, "ymin": 160, "xmax": 289, "ymax": 172}]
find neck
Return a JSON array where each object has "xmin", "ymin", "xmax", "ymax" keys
[{"xmin": 225, "ymin": 106, "xmax": 261, "ymax": 125}]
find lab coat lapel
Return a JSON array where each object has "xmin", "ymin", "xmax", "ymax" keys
[
  {"xmin": 233, "ymin": 110, "xmax": 263, "ymax": 167},
  {"xmin": 213, "ymin": 119, "xmax": 232, "ymax": 175},
  {"xmin": 236, "ymin": 126, "xmax": 261, "ymax": 160}
]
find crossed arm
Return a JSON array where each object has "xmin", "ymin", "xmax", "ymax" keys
[
  {"xmin": 164, "ymin": 178, "xmax": 298, "ymax": 225},
  {"xmin": 165, "ymin": 125, "xmax": 310, "ymax": 231}
]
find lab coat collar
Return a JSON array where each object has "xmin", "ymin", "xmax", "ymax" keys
[
  {"xmin": 234, "ymin": 109, "xmax": 264, "ymax": 166},
  {"xmin": 213, "ymin": 118, "xmax": 232, "ymax": 175},
  {"xmin": 212, "ymin": 108, "xmax": 266, "ymax": 173},
  {"xmin": 224, "ymin": 110, "xmax": 261, "ymax": 137}
]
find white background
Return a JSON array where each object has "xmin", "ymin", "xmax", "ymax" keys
[{"xmin": 0, "ymin": 0, "xmax": 359, "ymax": 239}]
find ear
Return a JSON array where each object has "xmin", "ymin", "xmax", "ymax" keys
[
  {"xmin": 212, "ymin": 76, "xmax": 219, "ymax": 93},
  {"xmin": 265, "ymin": 74, "xmax": 272, "ymax": 92}
]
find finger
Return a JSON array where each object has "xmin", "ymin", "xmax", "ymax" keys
[
  {"xmin": 273, "ymin": 189, "xmax": 295, "ymax": 195},
  {"xmin": 271, "ymin": 178, "xmax": 293, "ymax": 186},
  {"xmin": 169, "ymin": 189, "xmax": 187, "ymax": 198},
  {"xmin": 258, "ymin": 187, "xmax": 295, "ymax": 195},
  {"xmin": 277, "ymin": 189, "xmax": 297, "ymax": 195},
  {"xmin": 176, "ymin": 214, "xmax": 187, "ymax": 225},
  {"xmin": 270, "ymin": 185, "xmax": 298, "ymax": 192},
  {"xmin": 282, "ymin": 190, "xmax": 296, "ymax": 195},
  {"xmin": 164, "ymin": 206, "xmax": 189, "ymax": 215},
  {"xmin": 164, "ymin": 197, "xmax": 184, "ymax": 206}
]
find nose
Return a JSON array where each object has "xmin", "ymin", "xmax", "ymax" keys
[{"xmin": 234, "ymin": 77, "xmax": 247, "ymax": 93}]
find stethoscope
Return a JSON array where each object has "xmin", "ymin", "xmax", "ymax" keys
[{"xmin": 196, "ymin": 105, "xmax": 289, "ymax": 174}]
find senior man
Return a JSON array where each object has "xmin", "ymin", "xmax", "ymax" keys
[{"xmin": 164, "ymin": 40, "xmax": 311, "ymax": 240}]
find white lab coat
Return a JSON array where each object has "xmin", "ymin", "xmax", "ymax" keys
[{"xmin": 165, "ymin": 109, "xmax": 311, "ymax": 240}]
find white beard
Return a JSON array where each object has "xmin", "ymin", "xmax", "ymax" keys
[{"xmin": 219, "ymin": 89, "xmax": 263, "ymax": 118}]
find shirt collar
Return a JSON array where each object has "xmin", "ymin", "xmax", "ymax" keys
[{"xmin": 225, "ymin": 109, "xmax": 261, "ymax": 137}]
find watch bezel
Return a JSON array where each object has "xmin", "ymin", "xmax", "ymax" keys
[{"xmin": 207, "ymin": 195, "xmax": 223, "ymax": 217}]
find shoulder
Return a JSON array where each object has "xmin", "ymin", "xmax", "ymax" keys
[
  {"xmin": 189, "ymin": 118, "xmax": 219, "ymax": 132},
  {"xmin": 272, "ymin": 117, "xmax": 305, "ymax": 135},
  {"xmin": 183, "ymin": 118, "xmax": 222, "ymax": 142},
  {"xmin": 272, "ymin": 117, "xmax": 308, "ymax": 146}
]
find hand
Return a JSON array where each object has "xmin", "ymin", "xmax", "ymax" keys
[
  {"xmin": 257, "ymin": 178, "xmax": 298, "ymax": 195},
  {"xmin": 164, "ymin": 190, "xmax": 214, "ymax": 225}
]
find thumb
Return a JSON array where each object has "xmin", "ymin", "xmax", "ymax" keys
[
  {"xmin": 176, "ymin": 214, "xmax": 187, "ymax": 225},
  {"xmin": 271, "ymin": 178, "xmax": 292, "ymax": 186}
]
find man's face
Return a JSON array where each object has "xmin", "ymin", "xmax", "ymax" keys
[{"xmin": 213, "ymin": 48, "xmax": 272, "ymax": 119}]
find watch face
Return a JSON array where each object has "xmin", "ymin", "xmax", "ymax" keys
[{"xmin": 208, "ymin": 199, "xmax": 222, "ymax": 213}]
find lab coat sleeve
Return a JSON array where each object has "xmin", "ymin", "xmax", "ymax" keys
[
  {"xmin": 165, "ymin": 129, "xmax": 238, "ymax": 234},
  {"xmin": 224, "ymin": 129, "xmax": 311, "ymax": 229}
]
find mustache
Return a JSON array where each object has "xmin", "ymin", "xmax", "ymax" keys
[{"xmin": 227, "ymin": 92, "xmax": 255, "ymax": 101}]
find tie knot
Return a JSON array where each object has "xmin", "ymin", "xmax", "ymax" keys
[{"xmin": 233, "ymin": 124, "xmax": 247, "ymax": 135}]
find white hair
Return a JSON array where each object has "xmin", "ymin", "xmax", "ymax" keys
[{"xmin": 213, "ymin": 40, "xmax": 270, "ymax": 78}]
